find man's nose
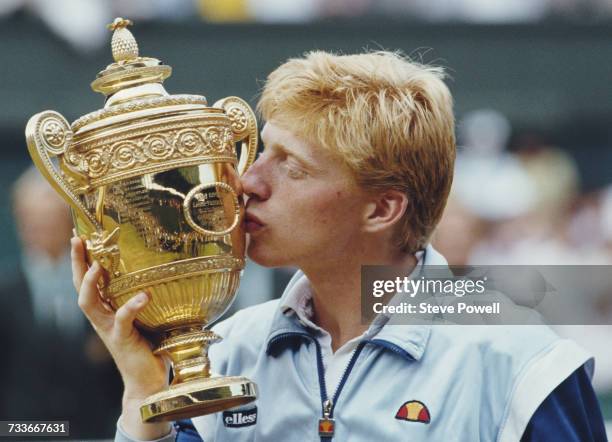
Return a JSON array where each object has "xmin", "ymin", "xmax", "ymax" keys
[{"xmin": 239, "ymin": 154, "xmax": 270, "ymax": 201}]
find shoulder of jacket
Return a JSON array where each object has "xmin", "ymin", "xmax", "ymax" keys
[
  {"xmin": 211, "ymin": 299, "xmax": 281, "ymax": 346},
  {"xmin": 428, "ymin": 325, "xmax": 565, "ymax": 376}
]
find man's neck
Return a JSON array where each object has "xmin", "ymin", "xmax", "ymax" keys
[{"xmin": 301, "ymin": 247, "xmax": 417, "ymax": 352}]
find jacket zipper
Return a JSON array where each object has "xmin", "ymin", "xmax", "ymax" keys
[
  {"xmin": 313, "ymin": 338, "xmax": 367, "ymax": 441},
  {"xmin": 268, "ymin": 332, "xmax": 367, "ymax": 441}
]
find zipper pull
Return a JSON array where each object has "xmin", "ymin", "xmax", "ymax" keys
[{"xmin": 319, "ymin": 399, "xmax": 335, "ymax": 438}]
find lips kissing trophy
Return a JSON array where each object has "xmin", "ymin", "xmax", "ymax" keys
[{"xmin": 25, "ymin": 18, "xmax": 258, "ymax": 422}]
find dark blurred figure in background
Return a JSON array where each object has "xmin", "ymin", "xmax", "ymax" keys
[{"xmin": 0, "ymin": 166, "xmax": 122, "ymax": 438}]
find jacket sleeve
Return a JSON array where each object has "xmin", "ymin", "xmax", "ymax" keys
[
  {"xmin": 114, "ymin": 417, "xmax": 176, "ymax": 442},
  {"xmin": 520, "ymin": 365, "xmax": 607, "ymax": 442},
  {"xmin": 175, "ymin": 419, "xmax": 203, "ymax": 442}
]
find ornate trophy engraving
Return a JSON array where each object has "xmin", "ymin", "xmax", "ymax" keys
[{"xmin": 25, "ymin": 18, "xmax": 258, "ymax": 422}]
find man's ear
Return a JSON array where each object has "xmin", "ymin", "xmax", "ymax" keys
[{"xmin": 363, "ymin": 189, "xmax": 408, "ymax": 233}]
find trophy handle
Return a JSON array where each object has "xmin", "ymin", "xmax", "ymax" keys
[
  {"xmin": 26, "ymin": 111, "xmax": 122, "ymax": 278},
  {"xmin": 25, "ymin": 110, "xmax": 102, "ymax": 232},
  {"xmin": 213, "ymin": 97, "xmax": 258, "ymax": 176}
]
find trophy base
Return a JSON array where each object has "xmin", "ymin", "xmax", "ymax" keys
[{"xmin": 140, "ymin": 375, "xmax": 257, "ymax": 423}]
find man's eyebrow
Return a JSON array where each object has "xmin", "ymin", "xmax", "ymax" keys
[{"xmin": 268, "ymin": 142, "xmax": 319, "ymax": 170}]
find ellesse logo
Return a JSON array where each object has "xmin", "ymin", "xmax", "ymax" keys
[
  {"xmin": 395, "ymin": 400, "xmax": 431, "ymax": 424},
  {"xmin": 223, "ymin": 407, "xmax": 258, "ymax": 428}
]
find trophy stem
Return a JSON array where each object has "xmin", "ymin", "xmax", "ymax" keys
[
  {"xmin": 140, "ymin": 327, "xmax": 257, "ymax": 423},
  {"xmin": 154, "ymin": 327, "xmax": 220, "ymax": 385}
]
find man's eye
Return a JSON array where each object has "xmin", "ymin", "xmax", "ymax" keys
[
  {"xmin": 288, "ymin": 169, "xmax": 307, "ymax": 179},
  {"xmin": 282, "ymin": 163, "xmax": 307, "ymax": 179}
]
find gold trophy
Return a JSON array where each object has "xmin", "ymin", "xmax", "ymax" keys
[{"xmin": 25, "ymin": 18, "xmax": 257, "ymax": 422}]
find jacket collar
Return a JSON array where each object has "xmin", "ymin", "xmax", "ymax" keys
[{"xmin": 265, "ymin": 245, "xmax": 448, "ymax": 362}]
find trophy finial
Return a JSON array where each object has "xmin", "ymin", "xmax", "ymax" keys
[
  {"xmin": 107, "ymin": 17, "xmax": 138, "ymax": 62},
  {"xmin": 92, "ymin": 17, "xmax": 172, "ymax": 99}
]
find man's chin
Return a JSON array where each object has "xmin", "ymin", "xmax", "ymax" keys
[{"xmin": 246, "ymin": 241, "xmax": 290, "ymax": 268}]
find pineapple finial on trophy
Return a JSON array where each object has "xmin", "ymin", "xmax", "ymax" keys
[
  {"xmin": 107, "ymin": 17, "xmax": 139, "ymax": 62},
  {"xmin": 92, "ymin": 16, "xmax": 172, "ymax": 99}
]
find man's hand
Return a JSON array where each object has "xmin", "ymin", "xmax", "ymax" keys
[{"xmin": 70, "ymin": 236, "xmax": 171, "ymax": 439}]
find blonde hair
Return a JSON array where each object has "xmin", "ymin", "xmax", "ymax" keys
[{"xmin": 258, "ymin": 50, "xmax": 456, "ymax": 253}]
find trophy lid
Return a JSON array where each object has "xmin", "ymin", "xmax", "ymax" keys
[
  {"xmin": 91, "ymin": 18, "xmax": 172, "ymax": 99},
  {"xmin": 71, "ymin": 17, "xmax": 210, "ymax": 133},
  {"xmin": 54, "ymin": 18, "xmax": 256, "ymax": 192}
]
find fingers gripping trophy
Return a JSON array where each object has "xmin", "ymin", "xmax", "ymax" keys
[{"xmin": 25, "ymin": 18, "xmax": 258, "ymax": 422}]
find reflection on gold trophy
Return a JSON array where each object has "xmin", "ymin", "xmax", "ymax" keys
[{"xmin": 25, "ymin": 18, "xmax": 257, "ymax": 422}]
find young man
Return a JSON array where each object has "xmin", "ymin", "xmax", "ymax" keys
[{"xmin": 72, "ymin": 51, "xmax": 606, "ymax": 441}]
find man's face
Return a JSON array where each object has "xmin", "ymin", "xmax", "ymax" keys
[{"xmin": 241, "ymin": 121, "xmax": 370, "ymax": 269}]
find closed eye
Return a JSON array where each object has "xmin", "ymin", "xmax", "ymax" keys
[{"xmin": 282, "ymin": 161, "xmax": 308, "ymax": 179}]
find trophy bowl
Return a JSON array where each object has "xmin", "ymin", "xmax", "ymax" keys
[{"xmin": 25, "ymin": 18, "xmax": 257, "ymax": 422}]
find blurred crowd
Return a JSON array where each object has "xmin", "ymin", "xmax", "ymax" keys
[
  {"xmin": 433, "ymin": 109, "xmax": 612, "ymax": 395},
  {"xmin": 3, "ymin": 0, "xmax": 612, "ymax": 52},
  {"xmin": 435, "ymin": 109, "xmax": 612, "ymax": 267},
  {"xmin": 0, "ymin": 168, "xmax": 122, "ymax": 439}
]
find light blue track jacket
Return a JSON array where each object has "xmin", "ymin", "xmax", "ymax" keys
[{"xmin": 116, "ymin": 246, "xmax": 592, "ymax": 442}]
